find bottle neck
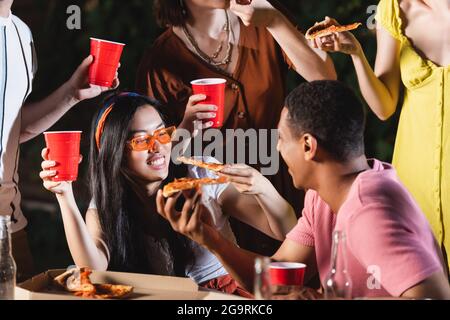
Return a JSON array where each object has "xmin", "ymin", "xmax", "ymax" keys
[
  {"xmin": 254, "ymin": 257, "xmax": 272, "ymax": 300},
  {"xmin": 0, "ymin": 216, "xmax": 12, "ymax": 256},
  {"xmin": 330, "ymin": 230, "xmax": 348, "ymax": 271}
]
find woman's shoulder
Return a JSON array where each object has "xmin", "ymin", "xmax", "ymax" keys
[
  {"xmin": 236, "ymin": 16, "xmax": 290, "ymax": 67},
  {"xmin": 136, "ymin": 28, "xmax": 190, "ymax": 91},
  {"xmin": 378, "ymin": 0, "xmax": 410, "ymax": 13},
  {"xmin": 153, "ymin": 28, "xmax": 179, "ymax": 49},
  {"xmin": 140, "ymin": 28, "xmax": 181, "ymax": 64},
  {"xmin": 239, "ymin": 20, "xmax": 273, "ymax": 45},
  {"xmin": 398, "ymin": 0, "xmax": 413, "ymax": 16},
  {"xmin": 376, "ymin": 0, "xmax": 405, "ymax": 41}
]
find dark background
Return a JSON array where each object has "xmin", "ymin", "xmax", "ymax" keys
[{"xmin": 13, "ymin": 0, "xmax": 398, "ymax": 274}]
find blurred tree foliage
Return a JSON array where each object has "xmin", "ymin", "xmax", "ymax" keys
[{"xmin": 16, "ymin": 0, "xmax": 400, "ymax": 270}]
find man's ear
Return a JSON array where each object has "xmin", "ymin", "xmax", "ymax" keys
[{"xmin": 303, "ymin": 134, "xmax": 318, "ymax": 161}]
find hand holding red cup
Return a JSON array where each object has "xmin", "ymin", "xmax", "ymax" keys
[
  {"xmin": 43, "ymin": 131, "xmax": 82, "ymax": 182},
  {"xmin": 190, "ymin": 78, "xmax": 226, "ymax": 128},
  {"xmin": 88, "ymin": 38, "xmax": 125, "ymax": 88}
]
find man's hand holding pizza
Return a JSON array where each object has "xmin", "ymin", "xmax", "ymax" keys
[
  {"xmin": 156, "ymin": 189, "xmax": 221, "ymax": 248},
  {"xmin": 218, "ymin": 164, "xmax": 271, "ymax": 195}
]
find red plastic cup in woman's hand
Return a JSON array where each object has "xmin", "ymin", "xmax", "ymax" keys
[
  {"xmin": 43, "ymin": 131, "xmax": 82, "ymax": 182},
  {"xmin": 88, "ymin": 38, "xmax": 125, "ymax": 87},
  {"xmin": 191, "ymin": 78, "xmax": 226, "ymax": 128}
]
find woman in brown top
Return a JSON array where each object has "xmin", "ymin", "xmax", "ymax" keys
[{"xmin": 136, "ymin": 0, "xmax": 336, "ymax": 256}]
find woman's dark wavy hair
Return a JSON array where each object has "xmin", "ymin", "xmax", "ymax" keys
[{"xmin": 88, "ymin": 92, "xmax": 192, "ymax": 276}]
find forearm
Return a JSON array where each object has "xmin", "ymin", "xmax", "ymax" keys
[
  {"xmin": 20, "ymin": 82, "xmax": 79, "ymax": 143},
  {"xmin": 351, "ymin": 52, "xmax": 398, "ymax": 120},
  {"xmin": 255, "ymin": 186, "xmax": 297, "ymax": 240},
  {"xmin": 56, "ymin": 193, "xmax": 108, "ymax": 270},
  {"xmin": 267, "ymin": 12, "xmax": 336, "ymax": 81},
  {"xmin": 206, "ymin": 230, "xmax": 262, "ymax": 292}
]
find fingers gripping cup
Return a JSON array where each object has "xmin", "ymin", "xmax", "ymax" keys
[
  {"xmin": 44, "ymin": 131, "xmax": 82, "ymax": 182},
  {"xmin": 191, "ymin": 78, "xmax": 226, "ymax": 128},
  {"xmin": 89, "ymin": 38, "xmax": 125, "ymax": 87},
  {"xmin": 269, "ymin": 262, "xmax": 307, "ymax": 295}
]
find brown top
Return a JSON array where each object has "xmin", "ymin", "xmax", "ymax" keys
[{"xmin": 136, "ymin": 22, "xmax": 293, "ymax": 130}]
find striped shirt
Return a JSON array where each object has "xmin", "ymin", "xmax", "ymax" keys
[{"xmin": 0, "ymin": 12, "xmax": 36, "ymax": 232}]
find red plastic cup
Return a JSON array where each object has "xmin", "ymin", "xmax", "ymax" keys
[
  {"xmin": 43, "ymin": 131, "xmax": 82, "ymax": 182},
  {"xmin": 89, "ymin": 37, "xmax": 125, "ymax": 87},
  {"xmin": 269, "ymin": 262, "xmax": 307, "ymax": 286},
  {"xmin": 191, "ymin": 78, "xmax": 226, "ymax": 128}
]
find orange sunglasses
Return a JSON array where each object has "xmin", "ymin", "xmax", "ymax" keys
[{"xmin": 126, "ymin": 126, "xmax": 176, "ymax": 152}]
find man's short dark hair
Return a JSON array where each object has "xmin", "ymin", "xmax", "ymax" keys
[{"xmin": 284, "ymin": 80, "xmax": 366, "ymax": 161}]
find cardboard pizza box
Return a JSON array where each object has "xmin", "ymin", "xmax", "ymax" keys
[{"xmin": 15, "ymin": 269, "xmax": 248, "ymax": 300}]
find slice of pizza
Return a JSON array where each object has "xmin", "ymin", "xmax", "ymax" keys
[
  {"xmin": 177, "ymin": 156, "xmax": 225, "ymax": 172},
  {"xmin": 53, "ymin": 267, "xmax": 96, "ymax": 295},
  {"xmin": 305, "ymin": 22, "xmax": 362, "ymax": 40},
  {"xmin": 78, "ymin": 268, "xmax": 97, "ymax": 295},
  {"xmin": 163, "ymin": 176, "xmax": 228, "ymax": 197},
  {"xmin": 53, "ymin": 267, "xmax": 133, "ymax": 299},
  {"xmin": 93, "ymin": 284, "xmax": 134, "ymax": 299}
]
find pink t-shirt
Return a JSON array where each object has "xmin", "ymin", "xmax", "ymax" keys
[{"xmin": 286, "ymin": 159, "xmax": 443, "ymax": 298}]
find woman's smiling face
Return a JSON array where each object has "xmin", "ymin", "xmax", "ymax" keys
[{"xmin": 125, "ymin": 105, "xmax": 172, "ymax": 183}]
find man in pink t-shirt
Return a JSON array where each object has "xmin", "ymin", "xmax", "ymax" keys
[
  {"xmin": 157, "ymin": 81, "xmax": 450, "ymax": 299},
  {"xmin": 287, "ymin": 159, "xmax": 444, "ymax": 297}
]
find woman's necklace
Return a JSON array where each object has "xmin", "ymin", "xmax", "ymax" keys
[{"xmin": 182, "ymin": 10, "xmax": 232, "ymax": 67}]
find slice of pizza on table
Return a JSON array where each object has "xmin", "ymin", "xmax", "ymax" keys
[{"xmin": 53, "ymin": 267, "xmax": 133, "ymax": 299}]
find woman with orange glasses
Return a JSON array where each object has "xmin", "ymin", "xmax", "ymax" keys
[{"xmin": 38, "ymin": 92, "xmax": 296, "ymax": 297}]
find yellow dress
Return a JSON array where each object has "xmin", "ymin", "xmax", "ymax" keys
[{"xmin": 376, "ymin": 0, "xmax": 450, "ymax": 269}]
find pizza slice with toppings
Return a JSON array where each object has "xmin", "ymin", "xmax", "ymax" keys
[
  {"xmin": 162, "ymin": 176, "xmax": 228, "ymax": 197},
  {"xmin": 53, "ymin": 267, "xmax": 133, "ymax": 299},
  {"xmin": 305, "ymin": 22, "xmax": 362, "ymax": 40},
  {"xmin": 176, "ymin": 156, "xmax": 225, "ymax": 172}
]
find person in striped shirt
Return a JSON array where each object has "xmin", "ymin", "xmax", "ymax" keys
[{"xmin": 0, "ymin": 0, "xmax": 118, "ymax": 281}]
